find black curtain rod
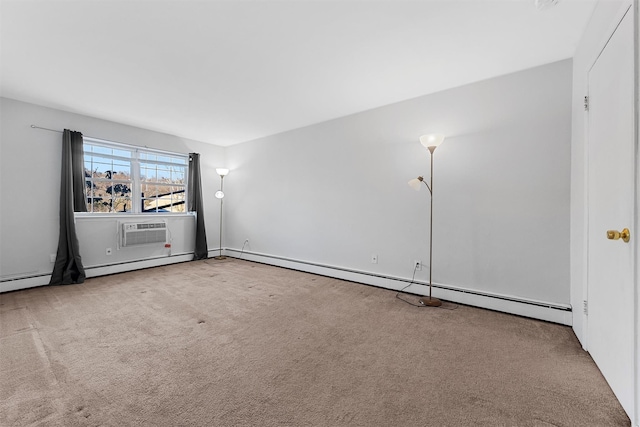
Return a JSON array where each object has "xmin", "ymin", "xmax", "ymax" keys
[{"xmin": 30, "ymin": 124, "xmax": 190, "ymax": 157}]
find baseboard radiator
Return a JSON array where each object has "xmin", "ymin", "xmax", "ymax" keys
[{"xmin": 223, "ymin": 248, "xmax": 573, "ymax": 326}]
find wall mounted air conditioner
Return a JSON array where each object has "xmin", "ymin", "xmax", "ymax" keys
[{"xmin": 121, "ymin": 221, "xmax": 168, "ymax": 248}]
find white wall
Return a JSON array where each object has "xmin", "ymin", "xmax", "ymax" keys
[
  {"xmin": 225, "ymin": 60, "xmax": 573, "ymax": 316},
  {"xmin": 0, "ymin": 97, "xmax": 225, "ymax": 291},
  {"xmin": 1, "ymin": 61, "xmax": 574, "ymax": 322},
  {"xmin": 570, "ymin": 0, "xmax": 632, "ymax": 346}
]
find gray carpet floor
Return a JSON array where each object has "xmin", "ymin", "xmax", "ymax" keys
[{"xmin": 0, "ymin": 258, "xmax": 630, "ymax": 426}]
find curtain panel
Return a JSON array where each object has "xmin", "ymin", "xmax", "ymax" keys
[
  {"xmin": 50, "ymin": 129, "xmax": 86, "ymax": 285},
  {"xmin": 188, "ymin": 153, "xmax": 208, "ymax": 260}
]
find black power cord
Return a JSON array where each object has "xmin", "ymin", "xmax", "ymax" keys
[
  {"xmin": 396, "ymin": 264, "xmax": 458, "ymax": 310},
  {"xmin": 239, "ymin": 239, "xmax": 249, "ymax": 258},
  {"xmin": 395, "ymin": 264, "xmax": 425, "ymax": 307}
]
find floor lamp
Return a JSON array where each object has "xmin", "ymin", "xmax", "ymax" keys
[
  {"xmin": 214, "ymin": 168, "xmax": 229, "ymax": 260},
  {"xmin": 408, "ymin": 134, "xmax": 445, "ymax": 307}
]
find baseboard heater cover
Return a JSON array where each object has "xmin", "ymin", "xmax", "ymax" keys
[
  {"xmin": 1, "ymin": 253, "xmax": 194, "ymax": 293},
  {"xmin": 121, "ymin": 221, "xmax": 168, "ymax": 247},
  {"xmin": 224, "ymin": 248, "xmax": 573, "ymax": 325}
]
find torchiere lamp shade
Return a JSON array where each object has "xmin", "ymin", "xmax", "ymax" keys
[{"xmin": 419, "ymin": 134, "xmax": 445, "ymax": 149}]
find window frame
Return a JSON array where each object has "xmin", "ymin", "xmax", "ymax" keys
[{"xmin": 82, "ymin": 137, "xmax": 189, "ymax": 214}]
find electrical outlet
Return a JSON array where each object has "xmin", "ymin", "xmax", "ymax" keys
[
  {"xmin": 106, "ymin": 248, "xmax": 112, "ymax": 256},
  {"xmin": 371, "ymin": 254, "xmax": 378, "ymax": 264},
  {"xmin": 50, "ymin": 254, "xmax": 56, "ymax": 263},
  {"xmin": 414, "ymin": 260, "xmax": 422, "ymax": 271}
]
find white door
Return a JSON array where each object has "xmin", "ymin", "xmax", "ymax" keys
[{"xmin": 587, "ymin": 6, "xmax": 636, "ymax": 420}]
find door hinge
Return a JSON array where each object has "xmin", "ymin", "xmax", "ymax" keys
[
  {"xmin": 583, "ymin": 300, "xmax": 588, "ymax": 315},
  {"xmin": 584, "ymin": 95, "xmax": 589, "ymax": 111}
]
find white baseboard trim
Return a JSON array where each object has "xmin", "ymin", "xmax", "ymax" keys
[
  {"xmin": 0, "ymin": 274, "xmax": 52, "ymax": 293},
  {"xmin": 84, "ymin": 253, "xmax": 194, "ymax": 278},
  {"xmin": 2, "ymin": 249, "xmax": 573, "ymax": 326},
  {"xmin": 226, "ymin": 249, "xmax": 573, "ymax": 326},
  {"xmin": 0, "ymin": 253, "xmax": 196, "ymax": 293}
]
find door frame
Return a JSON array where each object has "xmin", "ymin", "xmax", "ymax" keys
[
  {"xmin": 634, "ymin": 2, "xmax": 639, "ymax": 423},
  {"xmin": 582, "ymin": 1, "xmax": 638, "ymax": 425}
]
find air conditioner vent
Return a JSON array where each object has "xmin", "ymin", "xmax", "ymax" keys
[{"xmin": 121, "ymin": 222, "xmax": 168, "ymax": 247}]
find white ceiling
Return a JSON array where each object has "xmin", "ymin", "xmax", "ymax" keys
[{"xmin": 1, "ymin": 0, "xmax": 595, "ymax": 146}]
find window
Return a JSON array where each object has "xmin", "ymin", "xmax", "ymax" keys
[{"xmin": 83, "ymin": 138, "xmax": 188, "ymax": 213}]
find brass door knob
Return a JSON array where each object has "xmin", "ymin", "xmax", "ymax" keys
[{"xmin": 606, "ymin": 228, "xmax": 630, "ymax": 243}]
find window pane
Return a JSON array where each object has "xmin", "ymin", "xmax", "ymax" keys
[
  {"xmin": 92, "ymin": 183, "xmax": 109, "ymax": 199},
  {"xmin": 169, "ymin": 199, "xmax": 186, "ymax": 212},
  {"xmin": 112, "ymin": 171, "xmax": 131, "ymax": 181},
  {"xmin": 92, "ymin": 146, "xmax": 112, "ymax": 156},
  {"xmin": 171, "ymin": 188, "xmax": 186, "ymax": 212},
  {"xmin": 141, "ymin": 184, "xmax": 186, "ymax": 212},
  {"xmin": 141, "ymin": 163, "xmax": 157, "ymax": 182},
  {"xmin": 107, "ymin": 197, "xmax": 132, "ymax": 212},
  {"xmin": 172, "ymin": 157, "xmax": 187, "ymax": 165},
  {"xmin": 85, "ymin": 179, "xmax": 94, "ymax": 196},
  {"xmin": 141, "ymin": 183, "xmax": 161, "ymax": 197},
  {"xmin": 170, "ymin": 170, "xmax": 185, "ymax": 185},
  {"xmin": 91, "ymin": 199, "xmax": 111, "ymax": 213},
  {"xmin": 157, "ymin": 167, "xmax": 171, "ymax": 182},
  {"xmin": 88, "ymin": 156, "xmax": 113, "ymax": 178},
  {"xmin": 113, "ymin": 159, "xmax": 131, "ymax": 173},
  {"xmin": 107, "ymin": 183, "xmax": 132, "ymax": 197},
  {"xmin": 113, "ymin": 149, "xmax": 131, "ymax": 158},
  {"xmin": 141, "ymin": 152, "xmax": 157, "ymax": 162}
]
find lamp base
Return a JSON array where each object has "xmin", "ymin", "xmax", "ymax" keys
[
  {"xmin": 419, "ymin": 297, "xmax": 442, "ymax": 307},
  {"xmin": 213, "ymin": 256, "xmax": 227, "ymax": 260}
]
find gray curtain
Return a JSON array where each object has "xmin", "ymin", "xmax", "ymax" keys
[
  {"xmin": 188, "ymin": 153, "xmax": 208, "ymax": 260},
  {"xmin": 50, "ymin": 129, "xmax": 86, "ymax": 285},
  {"xmin": 71, "ymin": 132, "xmax": 88, "ymax": 212}
]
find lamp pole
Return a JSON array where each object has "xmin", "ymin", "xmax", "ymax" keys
[
  {"xmin": 214, "ymin": 168, "xmax": 229, "ymax": 260},
  {"xmin": 421, "ymin": 146, "xmax": 441, "ymax": 307},
  {"xmin": 408, "ymin": 134, "xmax": 444, "ymax": 307},
  {"xmin": 217, "ymin": 175, "xmax": 225, "ymax": 259}
]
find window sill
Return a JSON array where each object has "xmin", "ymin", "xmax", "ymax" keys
[{"xmin": 74, "ymin": 212, "xmax": 195, "ymax": 220}]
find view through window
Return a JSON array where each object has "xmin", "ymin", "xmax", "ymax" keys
[{"xmin": 83, "ymin": 138, "xmax": 188, "ymax": 213}]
